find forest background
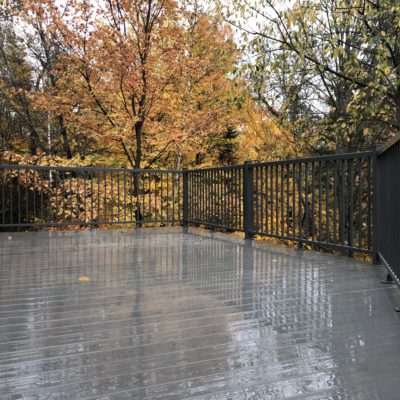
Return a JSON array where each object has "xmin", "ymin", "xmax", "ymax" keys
[{"xmin": 0, "ymin": 0, "xmax": 399, "ymax": 170}]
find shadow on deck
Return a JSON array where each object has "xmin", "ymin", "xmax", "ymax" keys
[{"xmin": 1, "ymin": 228, "xmax": 400, "ymax": 400}]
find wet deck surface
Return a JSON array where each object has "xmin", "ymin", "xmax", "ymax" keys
[{"xmin": 1, "ymin": 227, "xmax": 400, "ymax": 400}]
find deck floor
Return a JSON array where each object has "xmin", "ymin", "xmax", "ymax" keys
[{"xmin": 1, "ymin": 228, "xmax": 400, "ymax": 400}]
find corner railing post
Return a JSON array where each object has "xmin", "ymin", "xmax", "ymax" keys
[
  {"xmin": 183, "ymin": 169, "xmax": 189, "ymax": 226},
  {"xmin": 243, "ymin": 161, "xmax": 254, "ymax": 239},
  {"xmin": 372, "ymin": 145, "xmax": 380, "ymax": 265}
]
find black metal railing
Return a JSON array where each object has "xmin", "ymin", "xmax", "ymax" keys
[
  {"xmin": 0, "ymin": 165, "xmax": 183, "ymax": 227},
  {"xmin": 187, "ymin": 166, "xmax": 244, "ymax": 231},
  {"xmin": 187, "ymin": 151, "xmax": 375, "ymax": 255},
  {"xmin": 1, "ymin": 140, "xmax": 399, "ymax": 286},
  {"xmin": 376, "ymin": 136, "xmax": 400, "ymax": 285}
]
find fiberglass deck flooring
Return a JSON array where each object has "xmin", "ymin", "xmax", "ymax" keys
[{"xmin": 1, "ymin": 228, "xmax": 400, "ymax": 400}]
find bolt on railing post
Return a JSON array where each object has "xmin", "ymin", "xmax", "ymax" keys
[
  {"xmin": 243, "ymin": 161, "xmax": 254, "ymax": 239},
  {"xmin": 183, "ymin": 169, "xmax": 189, "ymax": 226},
  {"xmin": 372, "ymin": 145, "xmax": 380, "ymax": 265}
]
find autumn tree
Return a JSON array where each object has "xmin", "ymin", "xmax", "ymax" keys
[
  {"xmin": 226, "ymin": 0, "xmax": 400, "ymax": 153},
  {"xmin": 19, "ymin": 0, "xmax": 243, "ymax": 169},
  {"xmin": 0, "ymin": 16, "xmax": 43, "ymax": 155}
]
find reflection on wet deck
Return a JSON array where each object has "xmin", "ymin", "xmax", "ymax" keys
[{"xmin": 1, "ymin": 227, "xmax": 400, "ymax": 400}]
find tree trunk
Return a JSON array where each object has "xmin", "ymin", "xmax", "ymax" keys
[
  {"xmin": 28, "ymin": 128, "xmax": 40, "ymax": 156},
  {"xmin": 58, "ymin": 116, "xmax": 72, "ymax": 159}
]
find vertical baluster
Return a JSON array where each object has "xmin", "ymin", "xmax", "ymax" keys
[
  {"xmin": 265, "ymin": 166, "xmax": 269, "ymax": 234},
  {"xmin": 83, "ymin": 171, "xmax": 87, "ymax": 224},
  {"xmin": 142, "ymin": 172, "xmax": 146, "ymax": 223},
  {"xmin": 166, "ymin": 172, "xmax": 170, "ymax": 221},
  {"xmin": 217, "ymin": 169, "xmax": 220, "ymax": 225},
  {"xmin": 187, "ymin": 172, "xmax": 191, "ymax": 222},
  {"xmin": 318, "ymin": 161, "xmax": 322, "ymax": 242},
  {"xmin": 1, "ymin": 168, "xmax": 4, "ymax": 224},
  {"xmin": 275, "ymin": 165, "xmax": 279, "ymax": 236},
  {"xmin": 33, "ymin": 169, "xmax": 36, "ymax": 224},
  {"xmin": 333, "ymin": 161, "xmax": 337, "ymax": 244},
  {"xmin": 172, "ymin": 172, "xmax": 176, "ymax": 222},
  {"xmin": 232, "ymin": 169, "xmax": 236, "ymax": 228},
  {"xmin": 149, "ymin": 172, "xmax": 153, "ymax": 222},
  {"xmin": 202, "ymin": 171, "xmax": 205, "ymax": 223},
  {"xmin": 55, "ymin": 171, "xmax": 58, "ymax": 225},
  {"xmin": 25, "ymin": 169, "xmax": 29, "ymax": 225},
  {"xmin": 90, "ymin": 172, "xmax": 94, "ymax": 226},
  {"xmin": 260, "ymin": 166, "xmax": 264, "ymax": 233},
  {"xmin": 237, "ymin": 168, "xmax": 240, "ymax": 229},
  {"xmin": 17, "ymin": 169, "xmax": 21, "ymax": 225},
  {"xmin": 178, "ymin": 172, "xmax": 182, "ymax": 223},
  {"xmin": 117, "ymin": 171, "xmax": 121, "ymax": 223},
  {"xmin": 341, "ymin": 159, "xmax": 346, "ymax": 247},
  {"xmin": 358, "ymin": 159, "xmax": 363, "ymax": 249},
  {"xmin": 69, "ymin": 171, "xmax": 72, "ymax": 223},
  {"xmin": 270, "ymin": 164, "xmax": 274, "ymax": 234},
  {"xmin": 281, "ymin": 164, "xmax": 284, "ymax": 236},
  {"xmin": 298, "ymin": 163, "xmax": 302, "ymax": 240},
  {"xmin": 160, "ymin": 172, "xmax": 163, "ymax": 222},
  {"xmin": 349, "ymin": 159, "xmax": 354, "ymax": 252},
  {"xmin": 129, "ymin": 172, "xmax": 133, "ymax": 222},
  {"xmin": 292, "ymin": 164, "xmax": 296, "ymax": 238},
  {"xmin": 219, "ymin": 170, "xmax": 223, "ymax": 225},
  {"xmin": 97, "ymin": 170, "xmax": 101, "ymax": 223},
  {"xmin": 8, "ymin": 168, "xmax": 12, "ymax": 225},
  {"xmin": 201, "ymin": 171, "xmax": 203, "ymax": 223},
  {"xmin": 76, "ymin": 171, "xmax": 80, "ymax": 223},
  {"xmin": 223, "ymin": 170, "xmax": 227, "ymax": 226},
  {"xmin": 232, "ymin": 169, "xmax": 235, "ymax": 228},
  {"xmin": 194, "ymin": 172, "xmax": 197, "ymax": 222},
  {"xmin": 48, "ymin": 169, "xmax": 51, "ymax": 224},
  {"xmin": 197, "ymin": 172, "xmax": 200, "ymax": 222},
  {"xmin": 40, "ymin": 170, "xmax": 45, "ymax": 224},
  {"xmin": 367, "ymin": 156, "xmax": 372, "ymax": 250},
  {"xmin": 61, "ymin": 171, "xmax": 65, "ymax": 225},
  {"xmin": 240, "ymin": 168, "xmax": 244, "ymax": 230},
  {"xmin": 311, "ymin": 162, "xmax": 315, "ymax": 242},
  {"xmin": 326, "ymin": 161, "xmax": 330, "ymax": 243},
  {"xmin": 305, "ymin": 163, "xmax": 309, "ymax": 240},
  {"xmin": 190, "ymin": 172, "xmax": 194, "ymax": 221},
  {"xmin": 111, "ymin": 171, "xmax": 114, "ymax": 223},
  {"xmin": 210, "ymin": 169, "xmax": 213, "ymax": 225},
  {"xmin": 123, "ymin": 172, "xmax": 127, "ymax": 223},
  {"xmin": 286, "ymin": 164, "xmax": 290, "ymax": 237},
  {"xmin": 255, "ymin": 166, "xmax": 259, "ymax": 231},
  {"xmin": 216, "ymin": 170, "xmax": 220, "ymax": 225},
  {"xmin": 104, "ymin": 171, "xmax": 107, "ymax": 223}
]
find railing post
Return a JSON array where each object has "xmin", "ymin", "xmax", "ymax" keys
[
  {"xmin": 372, "ymin": 146, "xmax": 380, "ymax": 265},
  {"xmin": 183, "ymin": 169, "xmax": 189, "ymax": 226},
  {"xmin": 243, "ymin": 161, "xmax": 254, "ymax": 239}
]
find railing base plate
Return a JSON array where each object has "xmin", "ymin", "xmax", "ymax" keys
[{"xmin": 381, "ymin": 274, "xmax": 395, "ymax": 284}]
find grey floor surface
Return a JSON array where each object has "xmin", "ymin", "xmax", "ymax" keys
[{"xmin": 1, "ymin": 227, "xmax": 400, "ymax": 400}]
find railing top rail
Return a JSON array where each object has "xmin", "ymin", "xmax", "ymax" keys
[
  {"xmin": 189, "ymin": 165, "xmax": 245, "ymax": 173},
  {"xmin": 187, "ymin": 150, "xmax": 375, "ymax": 173},
  {"xmin": 0, "ymin": 164, "xmax": 183, "ymax": 174},
  {"xmin": 249, "ymin": 150, "xmax": 375, "ymax": 168},
  {"xmin": 0, "ymin": 150, "xmax": 376, "ymax": 175},
  {"xmin": 377, "ymin": 134, "xmax": 400, "ymax": 157}
]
